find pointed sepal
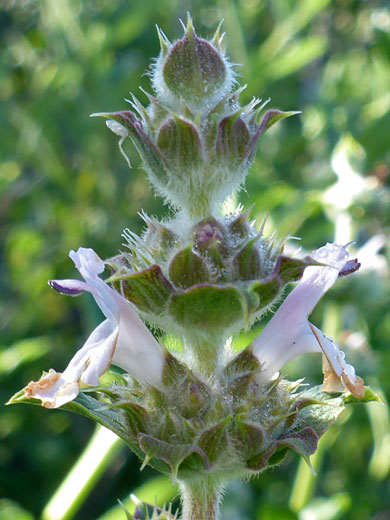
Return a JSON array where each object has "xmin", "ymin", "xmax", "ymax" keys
[
  {"xmin": 245, "ymin": 109, "xmax": 300, "ymax": 160},
  {"xmin": 216, "ymin": 112, "xmax": 251, "ymax": 168},
  {"xmin": 232, "ymin": 236, "xmax": 262, "ymax": 281},
  {"xmin": 157, "ymin": 116, "xmax": 203, "ymax": 174},
  {"xmin": 138, "ymin": 434, "xmax": 209, "ymax": 478},
  {"xmin": 114, "ymin": 265, "xmax": 175, "ymax": 315},
  {"xmin": 197, "ymin": 415, "xmax": 232, "ymax": 464}
]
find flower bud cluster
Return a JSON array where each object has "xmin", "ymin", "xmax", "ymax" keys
[{"xmin": 93, "ymin": 14, "xmax": 298, "ymax": 219}]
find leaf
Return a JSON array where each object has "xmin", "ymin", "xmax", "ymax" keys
[
  {"xmin": 343, "ymin": 386, "xmax": 382, "ymax": 405},
  {"xmin": 7, "ymin": 389, "xmax": 170, "ymax": 475}
]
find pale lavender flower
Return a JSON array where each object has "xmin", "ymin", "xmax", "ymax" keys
[
  {"xmin": 25, "ymin": 248, "xmax": 164, "ymax": 408},
  {"xmin": 252, "ymin": 242, "xmax": 364, "ymax": 398}
]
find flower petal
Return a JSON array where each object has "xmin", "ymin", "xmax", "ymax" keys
[
  {"xmin": 252, "ymin": 243, "xmax": 363, "ymax": 396},
  {"xmin": 64, "ymin": 319, "xmax": 119, "ymax": 386},
  {"xmin": 111, "ymin": 295, "xmax": 164, "ymax": 387},
  {"xmin": 48, "ymin": 247, "xmax": 165, "ymax": 392},
  {"xmin": 69, "ymin": 247, "xmax": 119, "ymax": 321},
  {"xmin": 69, "ymin": 247, "xmax": 105, "ymax": 279},
  {"xmin": 49, "ymin": 279, "xmax": 89, "ymax": 296}
]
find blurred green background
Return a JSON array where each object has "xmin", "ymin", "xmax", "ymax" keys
[{"xmin": 1, "ymin": 0, "xmax": 389, "ymax": 519}]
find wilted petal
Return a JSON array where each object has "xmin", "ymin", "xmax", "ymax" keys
[
  {"xmin": 25, "ymin": 319, "xmax": 118, "ymax": 408},
  {"xmin": 309, "ymin": 324, "xmax": 364, "ymax": 398},
  {"xmin": 252, "ymin": 243, "xmax": 364, "ymax": 397},
  {"xmin": 25, "ymin": 369, "xmax": 79, "ymax": 409}
]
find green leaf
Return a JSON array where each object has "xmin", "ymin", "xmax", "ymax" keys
[
  {"xmin": 8, "ymin": 389, "xmax": 170, "ymax": 475},
  {"xmin": 343, "ymin": 386, "xmax": 383, "ymax": 405}
]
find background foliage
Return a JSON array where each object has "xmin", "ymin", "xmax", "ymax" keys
[{"xmin": 1, "ymin": 0, "xmax": 389, "ymax": 519}]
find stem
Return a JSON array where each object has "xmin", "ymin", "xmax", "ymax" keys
[
  {"xmin": 191, "ymin": 336, "xmax": 224, "ymax": 377},
  {"xmin": 41, "ymin": 426, "xmax": 122, "ymax": 520},
  {"xmin": 179, "ymin": 478, "xmax": 222, "ymax": 520}
]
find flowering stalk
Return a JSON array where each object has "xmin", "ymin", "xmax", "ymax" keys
[
  {"xmin": 8, "ymin": 14, "xmax": 379, "ymax": 520},
  {"xmin": 179, "ymin": 478, "xmax": 222, "ymax": 520}
]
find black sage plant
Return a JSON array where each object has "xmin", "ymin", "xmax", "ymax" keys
[{"xmin": 8, "ymin": 15, "xmax": 380, "ymax": 520}]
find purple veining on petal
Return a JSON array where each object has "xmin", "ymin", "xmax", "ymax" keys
[
  {"xmin": 338, "ymin": 258, "xmax": 361, "ymax": 277},
  {"xmin": 48, "ymin": 279, "xmax": 85, "ymax": 296}
]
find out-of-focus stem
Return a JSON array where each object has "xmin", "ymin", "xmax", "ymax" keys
[
  {"xmin": 41, "ymin": 426, "xmax": 122, "ymax": 520},
  {"xmin": 179, "ymin": 478, "xmax": 222, "ymax": 520}
]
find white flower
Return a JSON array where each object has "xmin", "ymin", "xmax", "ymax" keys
[
  {"xmin": 25, "ymin": 248, "xmax": 164, "ymax": 408},
  {"xmin": 252, "ymin": 243, "xmax": 364, "ymax": 398}
]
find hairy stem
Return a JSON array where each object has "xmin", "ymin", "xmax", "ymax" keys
[
  {"xmin": 179, "ymin": 478, "xmax": 222, "ymax": 520},
  {"xmin": 190, "ymin": 336, "xmax": 224, "ymax": 377}
]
